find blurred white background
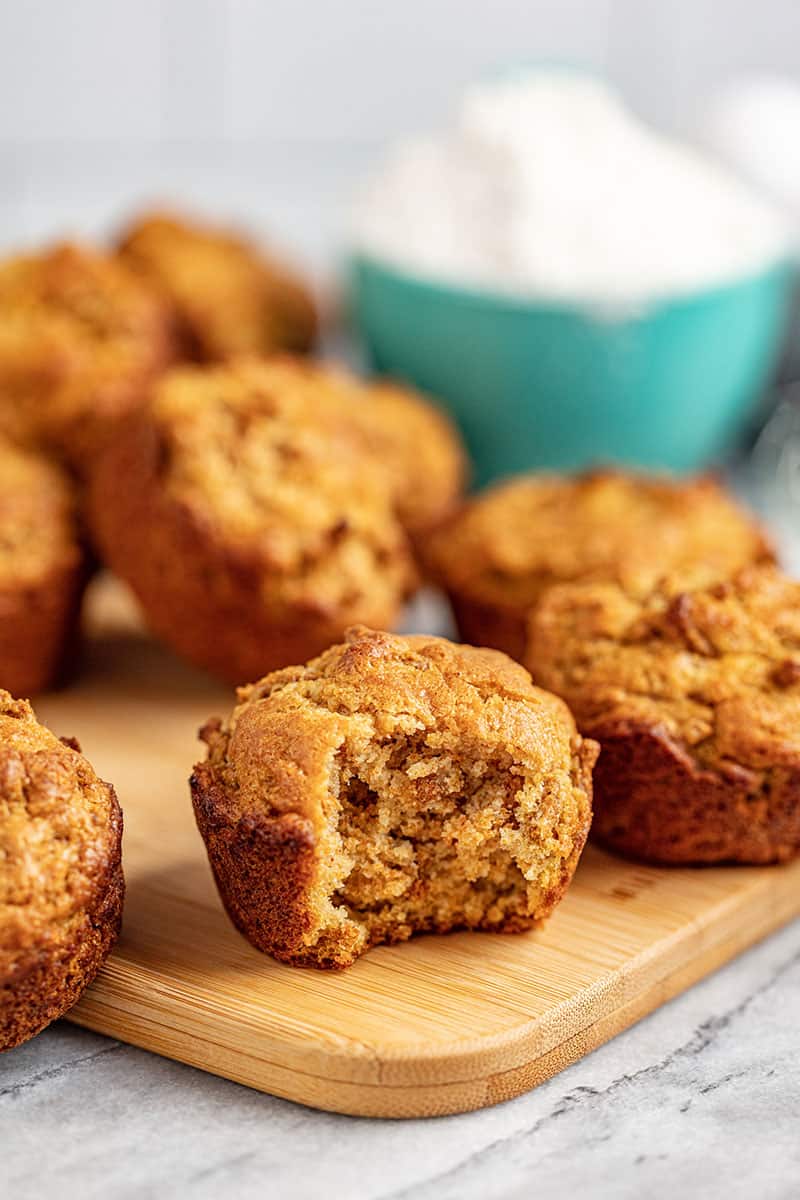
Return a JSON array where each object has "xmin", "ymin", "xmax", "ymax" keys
[{"xmin": 1, "ymin": 0, "xmax": 799, "ymax": 269}]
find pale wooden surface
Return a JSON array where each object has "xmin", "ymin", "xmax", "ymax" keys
[{"xmin": 37, "ymin": 576, "xmax": 800, "ymax": 1120}]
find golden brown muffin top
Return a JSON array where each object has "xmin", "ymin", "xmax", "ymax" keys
[
  {"xmin": 0, "ymin": 241, "xmax": 174, "ymax": 458},
  {"xmin": 0, "ymin": 438, "xmax": 82, "ymax": 586},
  {"xmin": 0, "ymin": 691, "xmax": 119, "ymax": 964},
  {"xmin": 118, "ymin": 211, "xmax": 317, "ymax": 360},
  {"xmin": 425, "ymin": 469, "xmax": 773, "ymax": 610},
  {"xmin": 206, "ymin": 625, "xmax": 591, "ymax": 840},
  {"xmin": 527, "ymin": 566, "xmax": 800, "ymax": 776},
  {"xmin": 134, "ymin": 358, "xmax": 416, "ymax": 612},
  {"xmin": 208, "ymin": 355, "xmax": 466, "ymax": 537}
]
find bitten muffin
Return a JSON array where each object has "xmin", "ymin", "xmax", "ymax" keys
[
  {"xmin": 424, "ymin": 469, "xmax": 774, "ymax": 660},
  {"xmin": 88, "ymin": 360, "xmax": 417, "ymax": 683},
  {"xmin": 0, "ymin": 439, "xmax": 87, "ymax": 697},
  {"xmin": 223, "ymin": 356, "xmax": 467, "ymax": 540},
  {"xmin": 191, "ymin": 626, "xmax": 597, "ymax": 968},
  {"xmin": 117, "ymin": 210, "xmax": 317, "ymax": 361},
  {"xmin": 0, "ymin": 242, "xmax": 176, "ymax": 469},
  {"xmin": 526, "ymin": 566, "xmax": 800, "ymax": 865},
  {"xmin": 1, "ymin": 692, "xmax": 124, "ymax": 1050}
]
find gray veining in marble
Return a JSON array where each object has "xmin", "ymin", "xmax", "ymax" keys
[{"xmin": 2, "ymin": 916, "xmax": 798, "ymax": 1200}]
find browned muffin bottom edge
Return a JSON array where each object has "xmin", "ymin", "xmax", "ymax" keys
[{"xmin": 587, "ymin": 717, "xmax": 800, "ymax": 866}]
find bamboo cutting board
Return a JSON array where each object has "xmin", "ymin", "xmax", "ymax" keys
[{"xmin": 37, "ymin": 577, "xmax": 800, "ymax": 1119}]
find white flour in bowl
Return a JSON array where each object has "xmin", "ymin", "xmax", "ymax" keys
[{"xmin": 353, "ymin": 72, "xmax": 789, "ymax": 310}]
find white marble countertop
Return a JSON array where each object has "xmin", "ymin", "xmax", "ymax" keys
[{"xmin": 3, "ymin": 915, "xmax": 798, "ymax": 1200}]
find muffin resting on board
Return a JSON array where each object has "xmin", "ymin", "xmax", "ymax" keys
[
  {"xmin": 0, "ymin": 692, "xmax": 124, "ymax": 1050},
  {"xmin": 424, "ymin": 469, "xmax": 774, "ymax": 660},
  {"xmin": 191, "ymin": 627, "xmax": 597, "ymax": 968},
  {"xmin": 526, "ymin": 566, "xmax": 800, "ymax": 865},
  {"xmin": 0, "ymin": 439, "xmax": 87, "ymax": 697},
  {"xmin": 0, "ymin": 242, "xmax": 176, "ymax": 469},
  {"xmin": 88, "ymin": 360, "xmax": 417, "ymax": 683},
  {"xmin": 117, "ymin": 210, "xmax": 317, "ymax": 361}
]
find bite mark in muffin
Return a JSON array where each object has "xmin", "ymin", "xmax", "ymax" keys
[{"xmin": 191, "ymin": 626, "xmax": 596, "ymax": 968}]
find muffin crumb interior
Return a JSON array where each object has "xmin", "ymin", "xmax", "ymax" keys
[{"xmin": 197, "ymin": 627, "xmax": 594, "ymax": 966}]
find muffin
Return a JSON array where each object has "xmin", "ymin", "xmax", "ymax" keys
[
  {"xmin": 0, "ymin": 242, "xmax": 176, "ymax": 469},
  {"xmin": 191, "ymin": 626, "xmax": 597, "ymax": 968},
  {"xmin": 88, "ymin": 360, "xmax": 417, "ymax": 683},
  {"xmin": 526, "ymin": 566, "xmax": 800, "ymax": 865},
  {"xmin": 424, "ymin": 469, "xmax": 774, "ymax": 660},
  {"xmin": 1, "ymin": 692, "xmax": 124, "ymax": 1050},
  {"xmin": 0, "ymin": 439, "xmax": 88, "ymax": 697},
  {"xmin": 117, "ymin": 210, "xmax": 317, "ymax": 361},
  {"xmin": 220, "ymin": 356, "xmax": 467, "ymax": 540}
]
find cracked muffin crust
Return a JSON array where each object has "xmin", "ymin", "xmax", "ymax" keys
[
  {"xmin": 424, "ymin": 469, "xmax": 774, "ymax": 661},
  {"xmin": 191, "ymin": 626, "xmax": 597, "ymax": 968},
  {"xmin": 0, "ymin": 439, "xmax": 88, "ymax": 697},
  {"xmin": 223, "ymin": 356, "xmax": 467, "ymax": 541},
  {"xmin": 526, "ymin": 566, "xmax": 800, "ymax": 865},
  {"xmin": 0, "ymin": 242, "xmax": 177, "ymax": 469},
  {"xmin": 0, "ymin": 692, "xmax": 123, "ymax": 1050},
  {"xmin": 88, "ymin": 360, "xmax": 417, "ymax": 683},
  {"xmin": 117, "ymin": 211, "xmax": 317, "ymax": 361}
]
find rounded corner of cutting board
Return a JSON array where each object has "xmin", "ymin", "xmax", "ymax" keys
[{"xmin": 71, "ymin": 849, "xmax": 800, "ymax": 1119}]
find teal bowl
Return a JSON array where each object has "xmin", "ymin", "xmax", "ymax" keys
[{"xmin": 350, "ymin": 255, "xmax": 795, "ymax": 486}]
